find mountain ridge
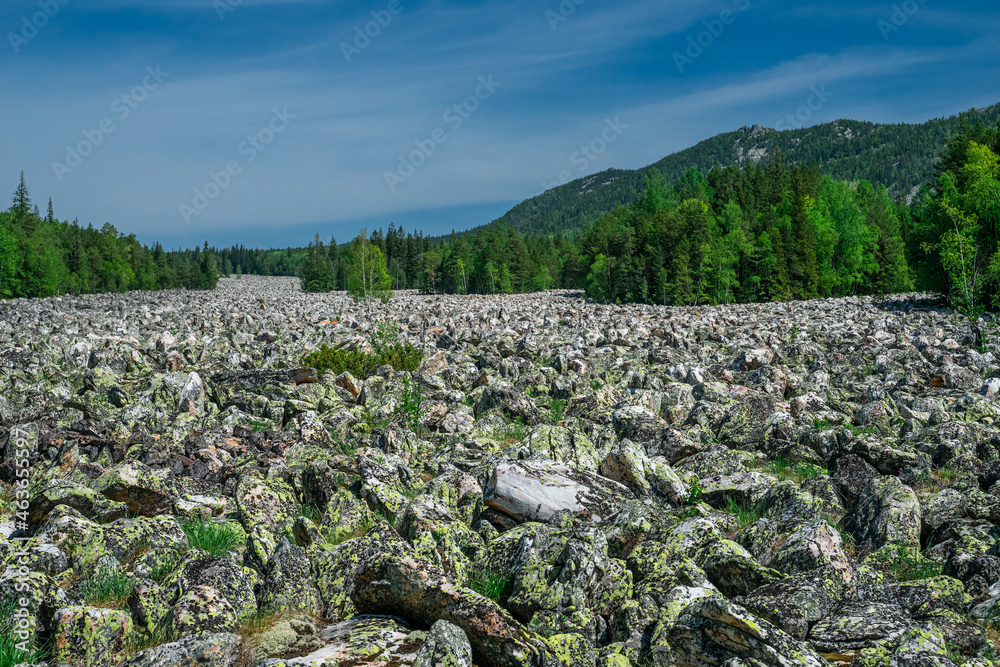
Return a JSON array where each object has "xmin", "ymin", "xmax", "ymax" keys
[{"xmin": 475, "ymin": 103, "xmax": 1000, "ymax": 237}]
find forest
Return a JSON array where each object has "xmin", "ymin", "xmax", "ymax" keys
[
  {"xmin": 1, "ymin": 175, "xmax": 219, "ymax": 298},
  {"xmin": 492, "ymin": 104, "xmax": 1000, "ymax": 237},
  {"xmin": 3, "ymin": 121, "xmax": 999, "ymax": 313},
  {"xmin": 302, "ymin": 121, "xmax": 1000, "ymax": 313}
]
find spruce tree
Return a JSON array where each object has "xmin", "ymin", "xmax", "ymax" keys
[{"xmin": 11, "ymin": 171, "xmax": 30, "ymax": 217}]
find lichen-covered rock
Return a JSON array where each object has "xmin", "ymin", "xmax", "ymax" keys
[
  {"xmin": 525, "ymin": 425, "xmax": 604, "ymax": 474},
  {"xmin": 52, "ymin": 605, "xmax": 132, "ymax": 667},
  {"xmin": 0, "ymin": 568, "xmax": 68, "ymax": 647},
  {"xmin": 806, "ymin": 602, "xmax": 911, "ymax": 656},
  {"xmin": 28, "ymin": 479, "xmax": 129, "ymax": 525},
  {"xmin": 697, "ymin": 471, "xmax": 773, "ymax": 508},
  {"xmin": 235, "ymin": 471, "xmax": 296, "ymax": 569},
  {"xmin": 351, "ymin": 551, "xmax": 561, "ymax": 667},
  {"xmin": 413, "ymin": 619, "xmax": 474, "ymax": 667},
  {"xmin": 249, "ymin": 613, "xmax": 325, "ymax": 662},
  {"xmin": 102, "ymin": 514, "xmax": 188, "ymax": 563},
  {"xmin": 843, "ymin": 476, "xmax": 921, "ymax": 554},
  {"xmin": 128, "ymin": 578, "xmax": 172, "ymax": 635},
  {"xmin": 171, "ymin": 556, "xmax": 257, "ymax": 620},
  {"xmin": 599, "ymin": 439, "xmax": 686, "ymax": 503},
  {"xmin": 695, "ymin": 538, "xmax": 785, "ymax": 598},
  {"xmin": 94, "ymin": 461, "xmax": 173, "ymax": 516},
  {"xmin": 768, "ymin": 521, "xmax": 853, "ymax": 580},
  {"xmin": 311, "ymin": 523, "xmax": 407, "ymax": 622},
  {"xmin": 505, "ymin": 521, "xmax": 625, "ymax": 636},
  {"xmin": 738, "ymin": 565, "xmax": 847, "ymax": 640},
  {"xmin": 258, "ymin": 537, "xmax": 324, "ymax": 616},
  {"xmin": 169, "ymin": 585, "xmax": 240, "ymax": 639},
  {"xmin": 483, "ymin": 459, "xmax": 633, "ymax": 525},
  {"xmin": 122, "ymin": 631, "xmax": 240, "ymax": 666},
  {"xmin": 545, "ymin": 632, "xmax": 597, "ymax": 667},
  {"xmin": 263, "ymin": 615, "xmax": 421, "ymax": 666},
  {"xmin": 669, "ymin": 597, "xmax": 827, "ymax": 666}
]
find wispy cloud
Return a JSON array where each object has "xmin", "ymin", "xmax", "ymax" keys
[{"xmin": 0, "ymin": 0, "xmax": 996, "ymax": 247}]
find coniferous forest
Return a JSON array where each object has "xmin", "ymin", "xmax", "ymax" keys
[{"xmin": 4, "ymin": 120, "xmax": 1000, "ymax": 313}]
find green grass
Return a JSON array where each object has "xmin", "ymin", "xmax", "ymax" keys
[
  {"xmin": 181, "ymin": 517, "xmax": 244, "ymax": 558},
  {"xmin": 336, "ymin": 439, "xmax": 358, "ymax": 456},
  {"xmin": 765, "ymin": 456, "xmax": 829, "ymax": 483},
  {"xmin": 932, "ymin": 465, "xmax": 959, "ymax": 487},
  {"xmin": 548, "ymin": 399, "xmax": 567, "ymax": 423},
  {"xmin": 883, "ymin": 544, "xmax": 943, "ymax": 582},
  {"xmin": 149, "ymin": 559, "xmax": 177, "ymax": 584},
  {"xmin": 81, "ymin": 562, "xmax": 135, "ymax": 608},
  {"xmin": 0, "ymin": 598, "xmax": 49, "ymax": 667},
  {"xmin": 125, "ymin": 616, "xmax": 171, "ymax": 657},
  {"xmin": 501, "ymin": 418, "xmax": 528, "ymax": 444},
  {"xmin": 589, "ymin": 379, "xmax": 603, "ymax": 392},
  {"xmin": 300, "ymin": 504, "xmax": 318, "ymax": 523},
  {"xmin": 812, "ymin": 418, "xmax": 833, "ymax": 430},
  {"xmin": 724, "ymin": 497, "xmax": 766, "ymax": 528},
  {"xmin": 467, "ymin": 568, "xmax": 514, "ymax": 603}
]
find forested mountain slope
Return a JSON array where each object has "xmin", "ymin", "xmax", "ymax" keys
[{"xmin": 493, "ymin": 104, "xmax": 1000, "ymax": 236}]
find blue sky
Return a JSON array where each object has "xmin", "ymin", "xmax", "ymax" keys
[{"xmin": 1, "ymin": 0, "xmax": 998, "ymax": 249}]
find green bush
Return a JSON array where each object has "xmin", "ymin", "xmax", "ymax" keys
[
  {"xmin": 181, "ymin": 517, "xmax": 243, "ymax": 558},
  {"xmin": 303, "ymin": 322, "xmax": 422, "ymax": 379}
]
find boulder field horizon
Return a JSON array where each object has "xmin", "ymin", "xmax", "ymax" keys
[{"xmin": 1, "ymin": 276, "xmax": 999, "ymax": 666}]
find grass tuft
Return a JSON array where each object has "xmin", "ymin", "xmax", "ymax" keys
[
  {"xmin": 0, "ymin": 597, "xmax": 48, "ymax": 667},
  {"xmin": 81, "ymin": 561, "xmax": 135, "ymax": 608},
  {"xmin": 500, "ymin": 418, "xmax": 527, "ymax": 444},
  {"xmin": 181, "ymin": 517, "xmax": 243, "ymax": 558},
  {"xmin": 724, "ymin": 497, "xmax": 766, "ymax": 528},
  {"xmin": 883, "ymin": 544, "xmax": 943, "ymax": 582},
  {"xmin": 467, "ymin": 568, "xmax": 514, "ymax": 603},
  {"xmin": 765, "ymin": 456, "xmax": 829, "ymax": 484}
]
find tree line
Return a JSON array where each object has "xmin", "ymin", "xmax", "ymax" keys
[
  {"xmin": 2, "ymin": 173, "xmax": 219, "ymax": 298},
  {"xmin": 4, "ymin": 119, "xmax": 999, "ymax": 313},
  {"xmin": 299, "ymin": 120, "xmax": 1000, "ymax": 313}
]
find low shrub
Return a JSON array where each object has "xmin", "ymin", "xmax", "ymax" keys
[{"xmin": 303, "ymin": 322, "xmax": 422, "ymax": 379}]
